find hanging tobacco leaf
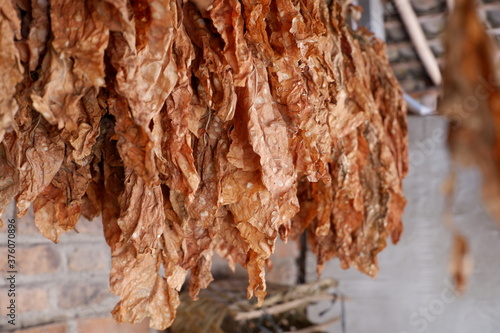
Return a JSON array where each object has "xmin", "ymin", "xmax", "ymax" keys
[{"xmin": 0, "ymin": 0, "xmax": 407, "ymax": 329}]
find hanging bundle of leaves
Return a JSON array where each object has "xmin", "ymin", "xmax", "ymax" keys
[
  {"xmin": 0, "ymin": 0, "xmax": 407, "ymax": 329},
  {"xmin": 438, "ymin": 0, "xmax": 500, "ymax": 293},
  {"xmin": 438, "ymin": 0, "xmax": 500, "ymax": 221}
]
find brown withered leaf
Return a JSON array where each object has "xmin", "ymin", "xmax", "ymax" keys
[
  {"xmin": 436, "ymin": 0, "xmax": 500, "ymax": 295},
  {"xmin": 291, "ymin": 3, "xmax": 407, "ymax": 277},
  {"xmin": 106, "ymin": 0, "xmax": 179, "ymax": 185},
  {"xmin": 448, "ymin": 233, "xmax": 472, "ymax": 295},
  {"xmin": 0, "ymin": 0, "xmax": 23, "ymax": 144},
  {"xmin": 160, "ymin": 23, "xmax": 200, "ymax": 197},
  {"xmin": 183, "ymin": 2, "xmax": 237, "ymax": 122},
  {"xmin": 15, "ymin": 110, "xmax": 65, "ymax": 218},
  {"xmin": 30, "ymin": 0, "xmax": 107, "ymax": 143},
  {"xmin": 0, "ymin": 137, "xmax": 19, "ymax": 227},
  {"xmin": 108, "ymin": 167, "xmax": 186, "ymax": 329},
  {"xmin": 438, "ymin": 0, "xmax": 500, "ymax": 223},
  {"xmin": 206, "ymin": 0, "xmax": 252, "ymax": 87},
  {"xmin": 100, "ymin": 116, "xmax": 124, "ymax": 248},
  {"xmin": 26, "ymin": 0, "xmax": 50, "ymax": 72},
  {"xmin": 33, "ymin": 157, "xmax": 91, "ymax": 242},
  {"xmin": 0, "ymin": 0, "xmax": 408, "ymax": 329},
  {"xmin": 111, "ymin": 250, "xmax": 185, "ymax": 329}
]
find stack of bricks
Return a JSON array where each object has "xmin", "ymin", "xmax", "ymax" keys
[{"xmin": 0, "ymin": 201, "xmax": 151, "ymax": 333}]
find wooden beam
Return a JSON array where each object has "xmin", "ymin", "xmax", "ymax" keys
[{"xmin": 394, "ymin": 0, "xmax": 443, "ymax": 86}]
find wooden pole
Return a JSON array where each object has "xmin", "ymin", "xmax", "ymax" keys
[{"xmin": 394, "ymin": 0, "xmax": 443, "ymax": 86}]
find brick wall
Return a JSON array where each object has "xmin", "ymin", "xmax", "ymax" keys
[
  {"xmin": 0, "ymin": 201, "xmax": 151, "ymax": 333},
  {"xmin": 0, "ymin": 197, "xmax": 298, "ymax": 333}
]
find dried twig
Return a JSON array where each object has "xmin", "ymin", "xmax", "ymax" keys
[
  {"xmin": 394, "ymin": 0, "xmax": 442, "ymax": 85},
  {"xmin": 234, "ymin": 294, "xmax": 336, "ymax": 321}
]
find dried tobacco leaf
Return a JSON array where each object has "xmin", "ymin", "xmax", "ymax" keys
[
  {"xmin": 0, "ymin": 0, "xmax": 23, "ymax": 144},
  {"xmin": 0, "ymin": 0, "xmax": 408, "ymax": 329},
  {"xmin": 108, "ymin": 168, "xmax": 186, "ymax": 329},
  {"xmin": 33, "ymin": 156, "xmax": 91, "ymax": 242},
  {"xmin": 30, "ymin": 0, "xmax": 107, "ymax": 144},
  {"xmin": 448, "ymin": 233, "xmax": 472, "ymax": 295},
  {"xmin": 438, "ymin": 0, "xmax": 500, "ymax": 222},
  {"xmin": 291, "ymin": 4, "xmax": 407, "ymax": 277},
  {"xmin": 436, "ymin": 0, "xmax": 500, "ymax": 294},
  {"xmin": 0, "ymin": 10, "xmax": 25, "ymax": 223}
]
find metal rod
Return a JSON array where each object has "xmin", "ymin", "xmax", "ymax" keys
[{"xmin": 405, "ymin": 93, "xmax": 435, "ymax": 115}]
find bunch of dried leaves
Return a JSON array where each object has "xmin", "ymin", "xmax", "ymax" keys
[
  {"xmin": 438, "ymin": 0, "xmax": 500, "ymax": 220},
  {"xmin": 0, "ymin": 0, "xmax": 407, "ymax": 329},
  {"xmin": 438, "ymin": 0, "xmax": 500, "ymax": 293}
]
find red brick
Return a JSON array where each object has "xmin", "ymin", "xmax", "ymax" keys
[
  {"xmin": 0, "ymin": 286, "xmax": 49, "ymax": 318},
  {"xmin": 266, "ymin": 240, "xmax": 299, "ymax": 285},
  {"xmin": 73, "ymin": 216, "xmax": 104, "ymax": 235},
  {"xmin": 0, "ymin": 287, "xmax": 11, "ymax": 317},
  {"xmin": 0, "ymin": 244, "xmax": 62, "ymax": 283},
  {"xmin": 17, "ymin": 245, "xmax": 61, "ymax": 275},
  {"xmin": 77, "ymin": 316, "xmax": 149, "ymax": 333},
  {"xmin": 67, "ymin": 245, "xmax": 109, "ymax": 272},
  {"xmin": 57, "ymin": 282, "xmax": 110, "ymax": 309},
  {"xmin": 273, "ymin": 239, "xmax": 299, "ymax": 258},
  {"xmin": 17, "ymin": 287, "xmax": 49, "ymax": 313},
  {"xmin": 267, "ymin": 257, "xmax": 297, "ymax": 285},
  {"xmin": 13, "ymin": 322, "xmax": 66, "ymax": 333},
  {"xmin": 0, "ymin": 286, "xmax": 51, "ymax": 313}
]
